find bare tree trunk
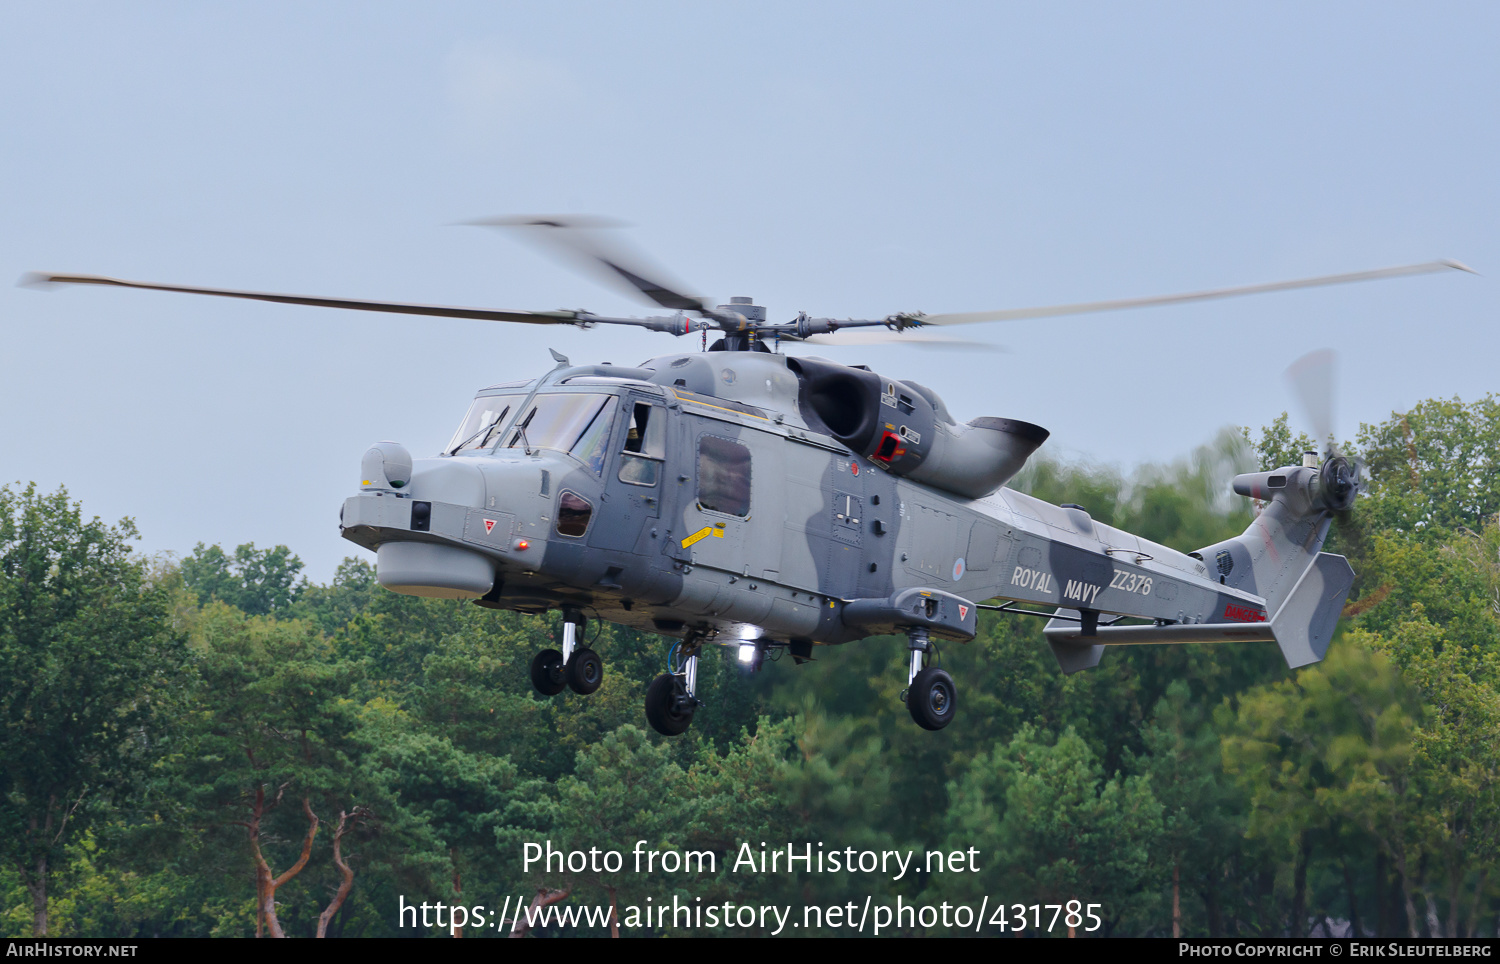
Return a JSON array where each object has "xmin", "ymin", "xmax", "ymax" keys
[
  {"xmin": 1203, "ymin": 880, "xmax": 1224, "ymax": 937},
  {"xmin": 1465, "ymin": 869, "xmax": 1488, "ymax": 940},
  {"xmin": 1380, "ymin": 857, "xmax": 1392, "ymax": 941},
  {"xmin": 1426, "ymin": 893, "xmax": 1443, "ymax": 938},
  {"xmin": 451, "ymin": 849, "xmax": 463, "ymax": 938},
  {"xmin": 605, "ymin": 883, "xmax": 619, "ymax": 938},
  {"xmin": 316, "ymin": 810, "xmax": 361, "ymax": 938},
  {"xmin": 29, "ymin": 853, "xmax": 48, "ymax": 937},
  {"xmin": 509, "ymin": 886, "xmax": 570, "ymax": 938},
  {"xmin": 1395, "ymin": 852, "xmax": 1421, "ymax": 938},
  {"xmin": 1290, "ymin": 834, "xmax": 1312, "ymax": 938},
  {"xmin": 1343, "ymin": 859, "xmax": 1362, "ymax": 938},
  {"xmin": 254, "ymin": 797, "xmax": 319, "ymax": 938},
  {"xmin": 1447, "ymin": 866, "xmax": 1462, "ymax": 938},
  {"xmin": 1173, "ymin": 860, "xmax": 1182, "ymax": 937}
]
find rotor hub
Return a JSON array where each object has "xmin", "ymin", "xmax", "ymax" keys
[
  {"xmin": 1318, "ymin": 455, "xmax": 1359, "ymax": 513},
  {"xmin": 718, "ymin": 296, "xmax": 766, "ymax": 325}
]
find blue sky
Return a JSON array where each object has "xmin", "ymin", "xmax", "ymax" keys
[{"xmin": 3, "ymin": 3, "xmax": 1493, "ymax": 579}]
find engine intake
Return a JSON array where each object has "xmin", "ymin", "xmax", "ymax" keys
[{"xmin": 787, "ymin": 357, "xmax": 1048, "ymax": 498}]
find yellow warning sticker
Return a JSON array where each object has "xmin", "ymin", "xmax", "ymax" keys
[{"xmin": 681, "ymin": 526, "xmax": 725, "ymax": 549}]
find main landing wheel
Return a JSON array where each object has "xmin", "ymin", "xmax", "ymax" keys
[
  {"xmin": 644, "ymin": 673, "xmax": 694, "ymax": 737},
  {"xmin": 529, "ymin": 648, "xmax": 566, "ymax": 696},
  {"xmin": 908, "ymin": 667, "xmax": 956, "ymax": 731},
  {"xmin": 566, "ymin": 648, "xmax": 604, "ymax": 695}
]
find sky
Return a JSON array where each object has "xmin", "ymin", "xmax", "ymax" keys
[{"xmin": 2, "ymin": 3, "xmax": 1494, "ymax": 581}]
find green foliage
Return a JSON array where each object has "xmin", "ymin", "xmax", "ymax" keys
[
  {"xmin": 1129, "ymin": 680, "xmax": 1244, "ymax": 936},
  {"xmin": 1357, "ymin": 395, "xmax": 1500, "ymax": 532},
  {"xmin": 181, "ymin": 541, "xmax": 307, "ymax": 616},
  {"xmin": 938, "ymin": 724, "xmax": 1162, "ymax": 934},
  {"xmin": 12, "ymin": 395, "xmax": 1500, "ymax": 939},
  {"xmin": 1249, "ymin": 413, "xmax": 1320, "ymax": 473},
  {"xmin": 0, "ymin": 483, "xmax": 185, "ymax": 937}
]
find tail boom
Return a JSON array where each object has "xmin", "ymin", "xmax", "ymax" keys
[{"xmin": 1043, "ymin": 458, "xmax": 1357, "ymax": 673}]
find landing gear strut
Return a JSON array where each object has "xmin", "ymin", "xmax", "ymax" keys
[
  {"xmin": 529, "ymin": 609, "xmax": 603, "ymax": 697},
  {"xmin": 645, "ymin": 634, "xmax": 701, "ymax": 737},
  {"xmin": 903, "ymin": 627, "xmax": 956, "ymax": 730}
]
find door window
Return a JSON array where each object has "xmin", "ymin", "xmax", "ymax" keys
[{"xmin": 618, "ymin": 401, "xmax": 666, "ymax": 486}]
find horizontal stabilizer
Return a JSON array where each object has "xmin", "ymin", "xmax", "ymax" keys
[
  {"xmin": 1044, "ymin": 618, "xmax": 1276, "ymax": 647},
  {"xmin": 1041, "ymin": 552, "xmax": 1353, "ymax": 672}
]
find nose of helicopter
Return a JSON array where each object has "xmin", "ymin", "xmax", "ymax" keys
[
  {"xmin": 405, "ymin": 456, "xmax": 486, "ymax": 506},
  {"xmin": 342, "ymin": 448, "xmax": 566, "ymax": 599},
  {"xmin": 343, "ymin": 448, "xmax": 497, "ymax": 598}
]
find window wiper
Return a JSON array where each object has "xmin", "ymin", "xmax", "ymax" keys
[
  {"xmin": 448, "ymin": 421, "xmax": 494, "ymax": 456},
  {"xmin": 512, "ymin": 409, "xmax": 536, "ymax": 456},
  {"xmin": 446, "ymin": 407, "xmax": 509, "ymax": 455}
]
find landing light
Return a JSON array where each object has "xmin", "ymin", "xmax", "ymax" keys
[{"xmin": 737, "ymin": 643, "xmax": 757, "ymax": 664}]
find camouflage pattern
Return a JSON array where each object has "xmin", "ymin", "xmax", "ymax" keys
[{"xmin": 340, "ymin": 348, "xmax": 1355, "ymax": 676}]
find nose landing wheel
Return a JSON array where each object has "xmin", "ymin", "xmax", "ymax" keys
[
  {"xmin": 529, "ymin": 610, "xmax": 602, "ymax": 696},
  {"xmin": 529, "ymin": 648, "xmax": 566, "ymax": 696},
  {"xmin": 565, "ymin": 648, "xmax": 604, "ymax": 694}
]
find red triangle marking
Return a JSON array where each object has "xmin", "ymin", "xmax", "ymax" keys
[
  {"xmin": 483, "ymin": 518, "xmax": 496, "ymax": 533},
  {"xmin": 959, "ymin": 605, "xmax": 969, "ymax": 620}
]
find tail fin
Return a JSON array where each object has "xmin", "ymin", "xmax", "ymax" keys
[{"xmin": 1266, "ymin": 551, "xmax": 1354, "ymax": 667}]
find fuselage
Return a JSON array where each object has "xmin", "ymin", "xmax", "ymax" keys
[{"xmin": 340, "ymin": 349, "xmax": 1269, "ymax": 649}]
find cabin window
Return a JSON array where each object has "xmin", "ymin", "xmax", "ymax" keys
[
  {"xmin": 618, "ymin": 401, "xmax": 666, "ymax": 486},
  {"xmin": 697, "ymin": 435, "xmax": 751, "ymax": 517},
  {"xmin": 556, "ymin": 491, "xmax": 592, "ymax": 537}
]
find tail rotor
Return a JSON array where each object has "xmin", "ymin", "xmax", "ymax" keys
[{"xmin": 1284, "ymin": 349, "xmax": 1360, "ymax": 513}]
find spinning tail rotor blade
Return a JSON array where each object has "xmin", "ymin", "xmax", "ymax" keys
[
  {"xmin": 1285, "ymin": 348, "xmax": 1339, "ymax": 455},
  {"xmin": 912, "ymin": 260, "xmax": 1474, "ymax": 327},
  {"xmin": 469, "ymin": 215, "xmax": 715, "ymax": 316}
]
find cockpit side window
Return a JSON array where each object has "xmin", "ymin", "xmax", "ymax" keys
[
  {"xmin": 570, "ymin": 399, "xmax": 617, "ymax": 475},
  {"xmin": 618, "ymin": 401, "xmax": 665, "ymax": 486}
]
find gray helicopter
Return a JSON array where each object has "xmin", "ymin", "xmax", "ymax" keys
[{"xmin": 29, "ymin": 221, "xmax": 1471, "ymax": 736}]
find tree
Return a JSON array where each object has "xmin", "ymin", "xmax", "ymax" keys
[
  {"xmin": 1356, "ymin": 395, "xmax": 1500, "ymax": 534},
  {"xmin": 1355, "ymin": 608, "xmax": 1500, "ymax": 937},
  {"xmin": 168, "ymin": 605, "xmax": 374, "ymax": 938},
  {"xmin": 939, "ymin": 725, "xmax": 1163, "ymax": 935},
  {"xmin": 180, "ymin": 542, "xmax": 307, "ymax": 616},
  {"xmin": 1222, "ymin": 636, "xmax": 1422, "ymax": 936},
  {"xmin": 1130, "ymin": 680, "xmax": 1240, "ymax": 936},
  {"xmin": 0, "ymin": 484, "xmax": 184, "ymax": 936}
]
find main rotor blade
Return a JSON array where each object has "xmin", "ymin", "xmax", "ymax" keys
[
  {"xmin": 23, "ymin": 272, "xmax": 585, "ymax": 325},
  {"xmin": 1285, "ymin": 348, "xmax": 1338, "ymax": 453},
  {"xmin": 469, "ymin": 215, "xmax": 715, "ymax": 315},
  {"xmin": 792, "ymin": 331, "xmax": 1004, "ymax": 351},
  {"xmin": 915, "ymin": 260, "xmax": 1474, "ymax": 327}
]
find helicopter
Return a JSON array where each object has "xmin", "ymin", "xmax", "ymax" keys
[{"xmin": 27, "ymin": 220, "xmax": 1472, "ymax": 736}]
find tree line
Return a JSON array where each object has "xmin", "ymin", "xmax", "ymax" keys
[{"xmin": 2, "ymin": 395, "xmax": 1498, "ymax": 938}]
